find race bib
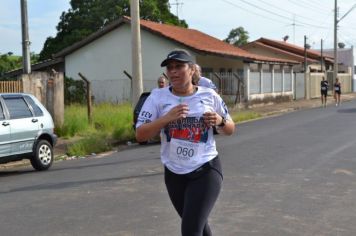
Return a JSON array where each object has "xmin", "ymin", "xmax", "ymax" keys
[
  {"xmin": 169, "ymin": 138, "xmax": 205, "ymax": 167},
  {"xmin": 321, "ymin": 87, "xmax": 327, "ymax": 91},
  {"xmin": 335, "ymin": 87, "xmax": 340, "ymax": 91}
]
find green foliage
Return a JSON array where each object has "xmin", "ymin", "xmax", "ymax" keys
[
  {"xmin": 0, "ymin": 53, "xmax": 21, "ymax": 76},
  {"xmin": 64, "ymin": 77, "xmax": 86, "ymax": 105},
  {"xmin": 92, "ymin": 102, "xmax": 133, "ymax": 134},
  {"xmin": 57, "ymin": 102, "xmax": 135, "ymax": 156},
  {"xmin": 67, "ymin": 133, "xmax": 112, "ymax": 156},
  {"xmin": 224, "ymin": 27, "xmax": 249, "ymax": 47},
  {"xmin": 39, "ymin": 0, "xmax": 187, "ymax": 60},
  {"xmin": 0, "ymin": 52, "xmax": 40, "ymax": 77},
  {"xmin": 230, "ymin": 110, "xmax": 261, "ymax": 123},
  {"xmin": 55, "ymin": 104, "xmax": 92, "ymax": 137},
  {"xmin": 56, "ymin": 102, "xmax": 134, "ymax": 139}
]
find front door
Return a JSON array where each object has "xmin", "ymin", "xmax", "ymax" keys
[
  {"xmin": 0, "ymin": 102, "xmax": 11, "ymax": 157},
  {"xmin": 2, "ymin": 95, "xmax": 39, "ymax": 155}
]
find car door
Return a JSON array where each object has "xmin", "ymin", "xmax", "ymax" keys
[
  {"xmin": 2, "ymin": 95, "xmax": 39, "ymax": 155},
  {"xmin": 0, "ymin": 100, "xmax": 11, "ymax": 158}
]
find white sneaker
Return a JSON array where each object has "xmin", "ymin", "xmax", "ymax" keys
[{"xmin": 336, "ymin": 103, "xmax": 338, "ymax": 107}]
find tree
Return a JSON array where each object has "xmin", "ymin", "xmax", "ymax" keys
[
  {"xmin": 0, "ymin": 54, "xmax": 20, "ymax": 77},
  {"xmin": 224, "ymin": 27, "xmax": 249, "ymax": 47},
  {"xmin": 39, "ymin": 0, "xmax": 187, "ymax": 60}
]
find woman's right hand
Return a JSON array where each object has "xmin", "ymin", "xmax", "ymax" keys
[{"xmin": 166, "ymin": 103, "xmax": 189, "ymax": 121}]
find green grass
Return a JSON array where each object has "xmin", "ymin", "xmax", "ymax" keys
[
  {"xmin": 230, "ymin": 110, "xmax": 261, "ymax": 123},
  {"xmin": 67, "ymin": 133, "xmax": 112, "ymax": 156},
  {"xmin": 55, "ymin": 104, "xmax": 92, "ymax": 137}
]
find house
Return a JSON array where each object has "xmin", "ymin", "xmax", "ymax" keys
[
  {"xmin": 52, "ymin": 16, "xmax": 297, "ymax": 103},
  {"xmin": 322, "ymin": 47, "xmax": 355, "ymax": 92},
  {"xmin": 241, "ymin": 38, "xmax": 353, "ymax": 99},
  {"xmin": 240, "ymin": 37, "xmax": 334, "ymax": 72}
]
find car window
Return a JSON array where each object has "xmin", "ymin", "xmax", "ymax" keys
[
  {"xmin": 24, "ymin": 96, "xmax": 44, "ymax": 116},
  {"xmin": 3, "ymin": 97, "xmax": 33, "ymax": 119},
  {"xmin": 0, "ymin": 103, "xmax": 4, "ymax": 120}
]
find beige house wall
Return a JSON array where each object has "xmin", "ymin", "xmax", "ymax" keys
[
  {"xmin": 21, "ymin": 72, "xmax": 64, "ymax": 126},
  {"xmin": 243, "ymin": 44, "xmax": 301, "ymax": 62},
  {"xmin": 196, "ymin": 54, "xmax": 244, "ymax": 72},
  {"xmin": 309, "ymin": 71, "xmax": 352, "ymax": 99}
]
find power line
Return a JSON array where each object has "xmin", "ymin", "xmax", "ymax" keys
[
  {"xmin": 220, "ymin": 0, "xmax": 292, "ymax": 25},
  {"xmin": 235, "ymin": 0, "xmax": 329, "ymax": 29},
  {"xmin": 287, "ymin": 0, "xmax": 331, "ymax": 13},
  {"xmin": 255, "ymin": 0, "xmax": 330, "ymax": 24},
  {"xmin": 170, "ymin": 0, "xmax": 184, "ymax": 18}
]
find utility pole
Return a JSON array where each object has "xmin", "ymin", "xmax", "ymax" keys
[
  {"xmin": 292, "ymin": 14, "xmax": 296, "ymax": 44},
  {"xmin": 20, "ymin": 0, "xmax": 31, "ymax": 74},
  {"xmin": 333, "ymin": 0, "xmax": 338, "ymax": 84},
  {"xmin": 321, "ymin": 39, "xmax": 324, "ymax": 72},
  {"xmin": 333, "ymin": 0, "xmax": 356, "ymax": 84},
  {"xmin": 171, "ymin": 0, "xmax": 183, "ymax": 18},
  {"xmin": 130, "ymin": 0, "xmax": 143, "ymax": 107},
  {"xmin": 304, "ymin": 35, "xmax": 309, "ymax": 99}
]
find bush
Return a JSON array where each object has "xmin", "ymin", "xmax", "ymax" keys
[
  {"xmin": 64, "ymin": 77, "xmax": 86, "ymax": 105},
  {"xmin": 67, "ymin": 133, "xmax": 112, "ymax": 156},
  {"xmin": 55, "ymin": 104, "xmax": 92, "ymax": 137}
]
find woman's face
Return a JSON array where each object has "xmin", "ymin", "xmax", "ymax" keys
[{"xmin": 166, "ymin": 60, "xmax": 194, "ymax": 89}]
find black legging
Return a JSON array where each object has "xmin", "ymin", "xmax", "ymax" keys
[{"xmin": 164, "ymin": 157, "xmax": 223, "ymax": 236}]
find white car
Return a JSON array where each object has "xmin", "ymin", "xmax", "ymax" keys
[{"xmin": 0, "ymin": 93, "xmax": 57, "ymax": 170}]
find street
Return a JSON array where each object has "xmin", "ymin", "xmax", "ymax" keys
[{"xmin": 1, "ymin": 100, "xmax": 356, "ymax": 236}]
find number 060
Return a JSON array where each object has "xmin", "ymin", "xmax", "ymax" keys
[{"xmin": 176, "ymin": 146, "xmax": 194, "ymax": 157}]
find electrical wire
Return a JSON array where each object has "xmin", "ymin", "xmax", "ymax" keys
[
  {"xmin": 220, "ymin": 0, "xmax": 293, "ymax": 25},
  {"xmin": 286, "ymin": 0, "xmax": 331, "ymax": 13},
  {"xmin": 235, "ymin": 0, "xmax": 329, "ymax": 29},
  {"xmin": 255, "ymin": 0, "xmax": 331, "ymax": 25}
]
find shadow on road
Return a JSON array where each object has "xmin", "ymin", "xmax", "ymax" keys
[
  {"xmin": 0, "ymin": 171, "xmax": 163, "ymax": 194},
  {"xmin": 337, "ymin": 108, "xmax": 356, "ymax": 113}
]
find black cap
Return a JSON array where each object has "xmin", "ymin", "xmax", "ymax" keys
[{"xmin": 160, "ymin": 50, "xmax": 194, "ymax": 67}]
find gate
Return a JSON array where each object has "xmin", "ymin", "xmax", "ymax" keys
[
  {"xmin": 0, "ymin": 80, "xmax": 23, "ymax": 93},
  {"xmin": 294, "ymin": 72, "xmax": 305, "ymax": 99}
]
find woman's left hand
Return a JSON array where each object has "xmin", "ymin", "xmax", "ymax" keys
[{"xmin": 203, "ymin": 111, "xmax": 221, "ymax": 127}]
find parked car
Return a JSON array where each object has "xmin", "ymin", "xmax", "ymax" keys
[{"xmin": 0, "ymin": 93, "xmax": 57, "ymax": 170}]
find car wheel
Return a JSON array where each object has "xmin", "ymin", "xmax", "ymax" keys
[{"xmin": 31, "ymin": 140, "xmax": 53, "ymax": 171}]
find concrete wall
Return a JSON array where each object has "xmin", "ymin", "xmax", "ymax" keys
[
  {"xmin": 21, "ymin": 72, "xmax": 64, "ymax": 126},
  {"xmin": 307, "ymin": 72, "xmax": 352, "ymax": 99}
]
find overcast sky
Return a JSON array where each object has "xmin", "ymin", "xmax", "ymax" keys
[{"xmin": 1, "ymin": 0, "xmax": 356, "ymax": 56}]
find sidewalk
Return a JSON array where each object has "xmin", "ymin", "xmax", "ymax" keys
[{"xmin": 246, "ymin": 92, "xmax": 356, "ymax": 117}]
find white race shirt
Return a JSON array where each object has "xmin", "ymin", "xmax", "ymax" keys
[{"xmin": 136, "ymin": 86, "xmax": 232, "ymax": 174}]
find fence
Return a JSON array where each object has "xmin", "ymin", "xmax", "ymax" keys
[
  {"xmin": 203, "ymin": 72, "xmax": 244, "ymax": 96},
  {"xmin": 0, "ymin": 80, "xmax": 23, "ymax": 93}
]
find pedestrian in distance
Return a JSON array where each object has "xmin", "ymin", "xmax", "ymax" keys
[
  {"xmin": 320, "ymin": 76, "xmax": 329, "ymax": 108},
  {"xmin": 157, "ymin": 75, "xmax": 169, "ymax": 88},
  {"xmin": 334, "ymin": 77, "xmax": 341, "ymax": 106},
  {"xmin": 193, "ymin": 64, "xmax": 218, "ymax": 91},
  {"xmin": 135, "ymin": 49, "xmax": 235, "ymax": 236}
]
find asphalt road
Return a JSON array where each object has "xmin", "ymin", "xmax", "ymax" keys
[{"xmin": 1, "ymin": 101, "xmax": 356, "ymax": 236}]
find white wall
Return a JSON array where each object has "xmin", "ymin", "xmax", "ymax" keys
[{"xmin": 65, "ymin": 24, "xmax": 194, "ymax": 102}]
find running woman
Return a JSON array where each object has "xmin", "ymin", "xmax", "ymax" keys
[
  {"xmin": 320, "ymin": 76, "xmax": 329, "ymax": 108},
  {"xmin": 334, "ymin": 77, "xmax": 341, "ymax": 106},
  {"xmin": 136, "ymin": 49, "xmax": 235, "ymax": 235}
]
